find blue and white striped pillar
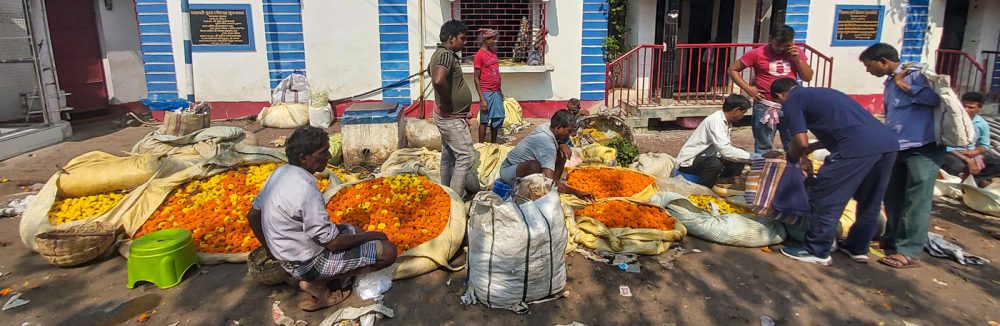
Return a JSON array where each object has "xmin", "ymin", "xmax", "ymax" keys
[
  {"xmin": 377, "ymin": 0, "xmax": 411, "ymax": 105},
  {"xmin": 580, "ymin": 0, "xmax": 608, "ymax": 101},
  {"xmin": 900, "ymin": 0, "xmax": 930, "ymax": 63},
  {"xmin": 180, "ymin": 0, "xmax": 194, "ymax": 101},
  {"xmin": 785, "ymin": 0, "xmax": 811, "ymax": 42},
  {"xmin": 263, "ymin": 0, "xmax": 306, "ymax": 89},
  {"xmin": 135, "ymin": 0, "xmax": 179, "ymax": 100}
]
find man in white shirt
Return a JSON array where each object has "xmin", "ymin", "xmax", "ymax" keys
[
  {"xmin": 676, "ymin": 94, "xmax": 760, "ymax": 187},
  {"xmin": 248, "ymin": 126, "xmax": 396, "ymax": 312}
]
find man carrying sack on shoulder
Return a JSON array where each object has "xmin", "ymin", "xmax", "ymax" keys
[{"xmin": 859, "ymin": 43, "xmax": 943, "ymax": 269}]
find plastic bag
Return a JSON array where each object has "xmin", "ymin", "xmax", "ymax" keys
[
  {"xmin": 271, "ymin": 73, "xmax": 310, "ymax": 106},
  {"xmin": 259, "ymin": 103, "xmax": 310, "ymax": 129},
  {"xmin": 629, "ymin": 153, "xmax": 677, "ymax": 186},
  {"xmin": 580, "ymin": 143, "xmax": 616, "ymax": 165},
  {"xmin": 465, "ymin": 174, "xmax": 566, "ymax": 311},
  {"xmin": 310, "ymin": 89, "xmax": 329, "ymax": 108},
  {"xmin": 405, "ymin": 118, "xmax": 442, "ymax": 151},
  {"xmin": 655, "ymin": 191, "xmax": 786, "ymax": 247},
  {"xmin": 328, "ymin": 134, "xmax": 343, "ymax": 165},
  {"xmin": 309, "ymin": 104, "xmax": 333, "ymax": 129},
  {"xmin": 355, "ymin": 266, "xmax": 395, "ymax": 300},
  {"xmin": 56, "ymin": 152, "xmax": 164, "ymax": 198}
]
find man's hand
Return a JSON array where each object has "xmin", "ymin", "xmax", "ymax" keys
[
  {"xmin": 479, "ymin": 99, "xmax": 489, "ymax": 113},
  {"xmin": 558, "ymin": 143, "xmax": 572, "ymax": 160},
  {"xmin": 575, "ymin": 190, "xmax": 595, "ymax": 201},
  {"xmin": 746, "ymin": 86, "xmax": 765, "ymax": 101},
  {"xmin": 800, "ymin": 156, "xmax": 815, "ymax": 176},
  {"xmin": 786, "ymin": 47, "xmax": 800, "ymax": 60},
  {"xmin": 967, "ymin": 157, "xmax": 983, "ymax": 175}
]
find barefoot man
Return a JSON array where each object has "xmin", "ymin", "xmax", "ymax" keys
[{"xmin": 249, "ymin": 126, "xmax": 397, "ymax": 311}]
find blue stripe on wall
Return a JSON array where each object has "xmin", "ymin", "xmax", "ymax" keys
[
  {"xmin": 378, "ymin": 0, "xmax": 411, "ymax": 105},
  {"xmin": 901, "ymin": 1, "xmax": 930, "ymax": 62},
  {"xmin": 263, "ymin": 0, "xmax": 306, "ymax": 89},
  {"xmin": 784, "ymin": 0, "xmax": 810, "ymax": 42},
  {"xmin": 581, "ymin": 0, "xmax": 608, "ymax": 100},
  {"xmin": 135, "ymin": 2, "xmax": 177, "ymax": 99}
]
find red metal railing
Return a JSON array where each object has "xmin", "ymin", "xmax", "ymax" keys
[
  {"xmin": 935, "ymin": 49, "xmax": 986, "ymax": 97},
  {"xmin": 671, "ymin": 43, "xmax": 833, "ymax": 105},
  {"xmin": 604, "ymin": 44, "xmax": 664, "ymax": 114},
  {"xmin": 983, "ymin": 50, "xmax": 1000, "ymax": 102}
]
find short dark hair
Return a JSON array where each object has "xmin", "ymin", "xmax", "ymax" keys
[
  {"xmin": 770, "ymin": 25, "xmax": 796, "ymax": 43},
  {"xmin": 439, "ymin": 20, "xmax": 468, "ymax": 44},
  {"xmin": 961, "ymin": 91, "xmax": 986, "ymax": 105},
  {"xmin": 285, "ymin": 126, "xmax": 329, "ymax": 166},
  {"xmin": 567, "ymin": 98, "xmax": 581, "ymax": 109},
  {"xmin": 859, "ymin": 43, "xmax": 900, "ymax": 63},
  {"xmin": 770, "ymin": 78, "xmax": 799, "ymax": 96},
  {"xmin": 722, "ymin": 94, "xmax": 752, "ymax": 112},
  {"xmin": 551, "ymin": 109, "xmax": 576, "ymax": 128}
]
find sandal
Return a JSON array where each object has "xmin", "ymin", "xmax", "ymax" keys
[
  {"xmin": 299, "ymin": 289, "xmax": 350, "ymax": 312},
  {"xmin": 878, "ymin": 254, "xmax": 920, "ymax": 269}
]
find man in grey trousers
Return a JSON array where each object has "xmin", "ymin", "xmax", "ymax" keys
[{"xmin": 430, "ymin": 20, "xmax": 474, "ymax": 198}]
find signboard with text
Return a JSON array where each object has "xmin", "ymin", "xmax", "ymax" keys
[
  {"xmin": 189, "ymin": 4, "xmax": 255, "ymax": 52},
  {"xmin": 831, "ymin": 5, "xmax": 884, "ymax": 46}
]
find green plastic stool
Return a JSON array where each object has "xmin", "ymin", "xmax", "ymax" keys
[{"xmin": 127, "ymin": 229, "xmax": 200, "ymax": 289}]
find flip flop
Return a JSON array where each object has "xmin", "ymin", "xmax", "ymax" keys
[
  {"xmin": 878, "ymin": 254, "xmax": 920, "ymax": 269},
  {"xmin": 299, "ymin": 289, "xmax": 350, "ymax": 312}
]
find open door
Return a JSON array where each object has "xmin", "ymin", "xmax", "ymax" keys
[{"xmin": 45, "ymin": 0, "xmax": 108, "ymax": 113}]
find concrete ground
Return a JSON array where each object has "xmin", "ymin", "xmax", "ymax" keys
[{"xmin": 0, "ymin": 117, "xmax": 997, "ymax": 325}]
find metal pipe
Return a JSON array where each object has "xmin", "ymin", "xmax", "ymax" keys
[
  {"xmin": 418, "ymin": 0, "xmax": 426, "ymax": 119},
  {"xmin": 181, "ymin": 0, "xmax": 194, "ymax": 101}
]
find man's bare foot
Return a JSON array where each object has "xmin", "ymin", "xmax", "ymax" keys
[{"xmin": 299, "ymin": 289, "xmax": 350, "ymax": 312}]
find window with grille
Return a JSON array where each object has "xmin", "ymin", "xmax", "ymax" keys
[{"xmin": 450, "ymin": 0, "xmax": 547, "ymax": 65}]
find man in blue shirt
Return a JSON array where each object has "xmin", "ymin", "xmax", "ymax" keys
[
  {"xmin": 859, "ymin": 43, "xmax": 943, "ymax": 269},
  {"xmin": 941, "ymin": 92, "xmax": 1000, "ymax": 185},
  {"xmin": 770, "ymin": 78, "xmax": 899, "ymax": 265}
]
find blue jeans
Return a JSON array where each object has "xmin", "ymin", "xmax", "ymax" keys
[
  {"xmin": 803, "ymin": 151, "xmax": 897, "ymax": 258},
  {"xmin": 751, "ymin": 101, "xmax": 792, "ymax": 154}
]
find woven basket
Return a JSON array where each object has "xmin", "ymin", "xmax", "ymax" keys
[
  {"xmin": 247, "ymin": 247, "xmax": 291, "ymax": 285},
  {"xmin": 34, "ymin": 222, "xmax": 117, "ymax": 267}
]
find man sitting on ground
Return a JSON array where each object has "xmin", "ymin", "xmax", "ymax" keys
[
  {"xmin": 248, "ymin": 126, "xmax": 397, "ymax": 312},
  {"xmin": 941, "ymin": 91, "xmax": 1000, "ymax": 186},
  {"xmin": 499, "ymin": 109, "xmax": 593, "ymax": 199},
  {"xmin": 676, "ymin": 94, "xmax": 761, "ymax": 187}
]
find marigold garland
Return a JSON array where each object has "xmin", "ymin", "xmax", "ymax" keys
[
  {"xmin": 688, "ymin": 195, "xmax": 751, "ymax": 214},
  {"xmin": 325, "ymin": 174, "xmax": 450, "ymax": 255},
  {"xmin": 48, "ymin": 192, "xmax": 125, "ymax": 225},
  {"xmin": 575, "ymin": 200, "xmax": 676, "ymax": 231},
  {"xmin": 566, "ymin": 167, "xmax": 654, "ymax": 199}
]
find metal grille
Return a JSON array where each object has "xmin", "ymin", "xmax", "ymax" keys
[
  {"xmin": 452, "ymin": 0, "xmax": 546, "ymax": 64},
  {"xmin": 0, "ymin": 0, "xmax": 41, "ymax": 122}
]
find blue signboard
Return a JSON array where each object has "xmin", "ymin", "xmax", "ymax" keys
[{"xmin": 831, "ymin": 5, "xmax": 885, "ymax": 47}]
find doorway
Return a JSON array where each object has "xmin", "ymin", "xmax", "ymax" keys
[{"xmin": 44, "ymin": 0, "xmax": 108, "ymax": 113}]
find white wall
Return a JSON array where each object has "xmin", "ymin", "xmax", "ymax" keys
[
  {"xmin": 734, "ymin": 0, "xmax": 756, "ymax": 43},
  {"xmin": 302, "ymin": 0, "xmax": 382, "ymax": 100},
  {"xmin": 409, "ymin": 0, "xmax": 583, "ymax": 101},
  {"xmin": 96, "ymin": 0, "xmax": 147, "ymax": 104},
  {"xmin": 627, "ymin": 0, "xmax": 656, "ymax": 46},
  {"xmin": 167, "ymin": 0, "xmax": 271, "ymax": 101},
  {"xmin": 962, "ymin": 0, "xmax": 1000, "ymax": 57}
]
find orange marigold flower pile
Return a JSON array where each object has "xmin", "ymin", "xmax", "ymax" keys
[
  {"xmin": 566, "ymin": 167, "xmax": 654, "ymax": 199},
  {"xmin": 136, "ymin": 163, "xmax": 289, "ymax": 253},
  {"xmin": 575, "ymin": 200, "xmax": 676, "ymax": 231},
  {"xmin": 325, "ymin": 174, "xmax": 450, "ymax": 254}
]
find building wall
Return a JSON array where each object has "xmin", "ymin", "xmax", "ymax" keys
[
  {"xmin": 962, "ymin": 0, "xmax": 1000, "ymax": 57},
  {"xmin": 407, "ymin": 0, "xmax": 587, "ymax": 102},
  {"xmin": 96, "ymin": 0, "xmax": 147, "ymax": 104},
  {"xmin": 182, "ymin": 0, "xmax": 271, "ymax": 102},
  {"xmin": 804, "ymin": 0, "xmax": 938, "ymax": 95},
  {"xmin": 302, "ymin": 0, "xmax": 382, "ymax": 102}
]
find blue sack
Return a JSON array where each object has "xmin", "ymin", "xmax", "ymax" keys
[{"xmin": 140, "ymin": 95, "xmax": 189, "ymax": 111}]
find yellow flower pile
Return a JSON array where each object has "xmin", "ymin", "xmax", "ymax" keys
[
  {"xmin": 48, "ymin": 192, "xmax": 125, "ymax": 225},
  {"xmin": 688, "ymin": 195, "xmax": 752, "ymax": 214}
]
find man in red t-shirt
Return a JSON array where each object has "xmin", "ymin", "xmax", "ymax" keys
[
  {"xmin": 728, "ymin": 25, "xmax": 814, "ymax": 154},
  {"xmin": 474, "ymin": 28, "xmax": 505, "ymax": 143}
]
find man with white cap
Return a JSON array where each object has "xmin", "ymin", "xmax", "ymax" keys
[{"xmin": 474, "ymin": 28, "xmax": 505, "ymax": 143}]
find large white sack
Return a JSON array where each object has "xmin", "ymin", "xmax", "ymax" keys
[{"xmin": 464, "ymin": 174, "xmax": 567, "ymax": 313}]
